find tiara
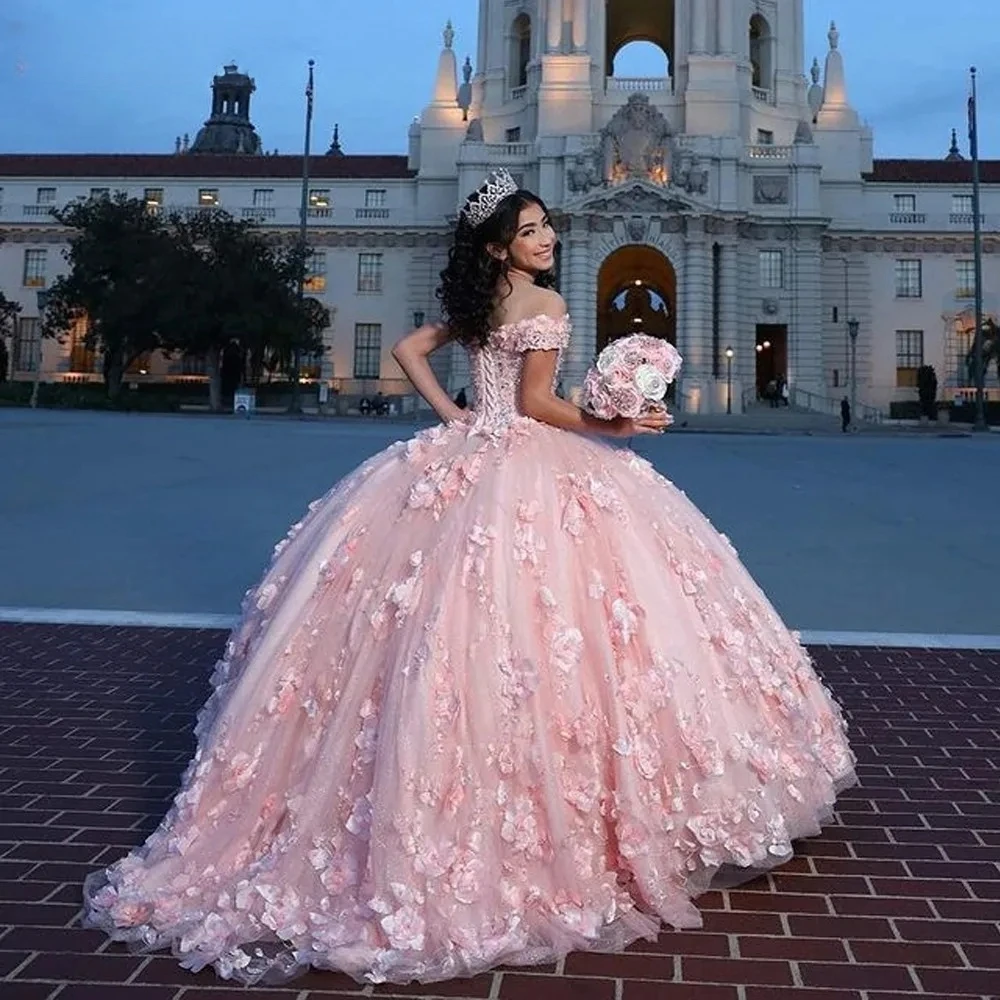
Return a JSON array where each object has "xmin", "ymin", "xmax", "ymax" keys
[{"xmin": 461, "ymin": 169, "xmax": 519, "ymax": 227}]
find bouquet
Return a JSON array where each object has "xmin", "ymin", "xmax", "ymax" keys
[{"xmin": 582, "ymin": 334, "xmax": 683, "ymax": 420}]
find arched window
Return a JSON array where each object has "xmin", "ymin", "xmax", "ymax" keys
[
  {"xmin": 749, "ymin": 14, "xmax": 773, "ymax": 92},
  {"xmin": 511, "ymin": 13, "xmax": 531, "ymax": 90}
]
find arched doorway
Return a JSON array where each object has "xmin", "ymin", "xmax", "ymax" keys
[{"xmin": 596, "ymin": 245, "xmax": 677, "ymax": 355}]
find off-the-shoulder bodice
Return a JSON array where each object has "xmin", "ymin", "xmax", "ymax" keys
[{"xmin": 468, "ymin": 313, "xmax": 571, "ymax": 429}]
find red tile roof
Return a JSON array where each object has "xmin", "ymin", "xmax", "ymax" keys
[
  {"xmin": 866, "ymin": 158, "xmax": 1000, "ymax": 184},
  {"xmin": 0, "ymin": 153, "xmax": 415, "ymax": 180}
]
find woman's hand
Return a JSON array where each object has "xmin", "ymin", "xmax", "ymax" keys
[{"xmin": 604, "ymin": 409, "xmax": 673, "ymax": 437}]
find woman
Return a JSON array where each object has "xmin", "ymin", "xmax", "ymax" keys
[{"xmin": 83, "ymin": 170, "xmax": 856, "ymax": 986}]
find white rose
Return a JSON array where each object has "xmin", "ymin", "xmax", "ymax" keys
[
  {"xmin": 634, "ymin": 364, "xmax": 668, "ymax": 401},
  {"xmin": 595, "ymin": 343, "xmax": 621, "ymax": 375}
]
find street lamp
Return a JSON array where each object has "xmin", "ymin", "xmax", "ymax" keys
[
  {"xmin": 725, "ymin": 346, "xmax": 734, "ymax": 414},
  {"xmin": 31, "ymin": 288, "xmax": 50, "ymax": 409},
  {"xmin": 847, "ymin": 317, "xmax": 859, "ymax": 429}
]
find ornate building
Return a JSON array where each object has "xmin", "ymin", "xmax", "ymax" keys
[{"xmin": 1, "ymin": 0, "xmax": 998, "ymax": 414}]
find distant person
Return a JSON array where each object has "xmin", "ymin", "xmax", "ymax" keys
[
  {"xmin": 779, "ymin": 378, "xmax": 789, "ymax": 407},
  {"xmin": 841, "ymin": 396, "xmax": 851, "ymax": 433}
]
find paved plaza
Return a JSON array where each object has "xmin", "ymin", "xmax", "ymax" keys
[
  {"xmin": 1, "ymin": 408, "xmax": 999, "ymax": 636},
  {"xmin": 0, "ymin": 409, "xmax": 998, "ymax": 999}
]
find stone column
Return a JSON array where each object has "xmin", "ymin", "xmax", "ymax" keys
[
  {"xmin": 719, "ymin": 239, "xmax": 739, "ymax": 374},
  {"xmin": 717, "ymin": 0, "xmax": 735, "ymax": 54},
  {"xmin": 790, "ymin": 229, "xmax": 824, "ymax": 393},
  {"xmin": 572, "ymin": 0, "xmax": 588, "ymax": 51},
  {"xmin": 561, "ymin": 222, "xmax": 595, "ymax": 393},
  {"xmin": 681, "ymin": 220, "xmax": 710, "ymax": 379},
  {"xmin": 691, "ymin": 0, "xmax": 708, "ymax": 53},
  {"xmin": 546, "ymin": 0, "xmax": 563, "ymax": 52}
]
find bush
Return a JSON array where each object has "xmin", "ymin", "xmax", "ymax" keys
[
  {"xmin": 889, "ymin": 400, "xmax": 922, "ymax": 420},
  {"xmin": 916, "ymin": 365, "xmax": 938, "ymax": 420}
]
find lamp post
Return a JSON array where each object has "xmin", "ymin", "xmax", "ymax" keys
[
  {"xmin": 725, "ymin": 346, "xmax": 734, "ymax": 414},
  {"xmin": 31, "ymin": 289, "xmax": 50, "ymax": 409},
  {"xmin": 847, "ymin": 316, "xmax": 859, "ymax": 429},
  {"xmin": 289, "ymin": 59, "xmax": 315, "ymax": 415}
]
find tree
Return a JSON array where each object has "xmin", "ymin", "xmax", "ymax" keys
[
  {"xmin": 43, "ymin": 193, "xmax": 175, "ymax": 399},
  {"xmin": 965, "ymin": 317, "xmax": 1000, "ymax": 386},
  {"xmin": 163, "ymin": 214, "xmax": 326, "ymax": 411},
  {"xmin": 0, "ymin": 289, "xmax": 21, "ymax": 382},
  {"xmin": 916, "ymin": 364, "xmax": 937, "ymax": 420}
]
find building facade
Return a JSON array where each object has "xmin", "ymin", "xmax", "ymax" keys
[{"xmin": 1, "ymin": 0, "xmax": 998, "ymax": 414}]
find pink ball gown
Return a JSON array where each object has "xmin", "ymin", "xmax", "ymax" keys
[{"xmin": 83, "ymin": 314, "xmax": 856, "ymax": 985}]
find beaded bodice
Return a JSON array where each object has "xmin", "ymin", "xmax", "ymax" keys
[{"xmin": 468, "ymin": 314, "xmax": 571, "ymax": 428}]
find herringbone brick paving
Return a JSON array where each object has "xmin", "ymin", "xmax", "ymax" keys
[{"xmin": 0, "ymin": 623, "xmax": 997, "ymax": 999}]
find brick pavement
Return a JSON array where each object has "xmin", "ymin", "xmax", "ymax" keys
[{"xmin": 0, "ymin": 623, "xmax": 997, "ymax": 1000}]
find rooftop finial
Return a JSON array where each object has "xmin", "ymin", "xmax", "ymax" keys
[{"xmin": 828, "ymin": 21, "xmax": 839, "ymax": 50}]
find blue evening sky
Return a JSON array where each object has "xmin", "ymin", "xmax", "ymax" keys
[{"xmin": 0, "ymin": 1, "xmax": 993, "ymax": 160}]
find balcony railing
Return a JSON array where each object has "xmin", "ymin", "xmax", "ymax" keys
[
  {"xmin": 752, "ymin": 86, "xmax": 774, "ymax": 104},
  {"xmin": 308, "ymin": 207, "xmax": 332, "ymax": 218},
  {"xmin": 888, "ymin": 212, "xmax": 926, "ymax": 224},
  {"xmin": 950, "ymin": 212, "xmax": 986, "ymax": 226},
  {"xmin": 747, "ymin": 144, "xmax": 792, "ymax": 159},
  {"xmin": 355, "ymin": 207, "xmax": 389, "ymax": 220},
  {"xmin": 242, "ymin": 206, "xmax": 276, "ymax": 221},
  {"xmin": 510, "ymin": 85, "xmax": 527, "ymax": 101},
  {"xmin": 606, "ymin": 76, "xmax": 670, "ymax": 92},
  {"xmin": 483, "ymin": 142, "xmax": 529, "ymax": 158},
  {"xmin": 23, "ymin": 205, "xmax": 54, "ymax": 218}
]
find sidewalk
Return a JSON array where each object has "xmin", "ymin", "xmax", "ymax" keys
[{"xmin": 1, "ymin": 623, "xmax": 997, "ymax": 999}]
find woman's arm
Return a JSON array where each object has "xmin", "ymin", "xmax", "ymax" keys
[{"xmin": 391, "ymin": 323, "xmax": 465, "ymax": 423}]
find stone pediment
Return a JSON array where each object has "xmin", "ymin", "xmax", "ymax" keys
[{"xmin": 570, "ymin": 181, "xmax": 696, "ymax": 216}]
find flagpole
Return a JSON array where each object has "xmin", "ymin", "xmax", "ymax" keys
[
  {"xmin": 290, "ymin": 58, "xmax": 315, "ymax": 414},
  {"xmin": 970, "ymin": 66, "xmax": 987, "ymax": 431}
]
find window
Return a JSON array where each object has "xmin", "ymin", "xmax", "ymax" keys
[
  {"xmin": 89, "ymin": 187, "xmax": 110, "ymax": 200},
  {"xmin": 68, "ymin": 315, "xmax": 96, "ymax": 373},
  {"xmin": 759, "ymin": 250, "xmax": 783, "ymax": 289},
  {"xmin": 511, "ymin": 12, "xmax": 531, "ymax": 89},
  {"xmin": 22, "ymin": 249, "xmax": 47, "ymax": 288},
  {"xmin": 895, "ymin": 330, "xmax": 924, "ymax": 387},
  {"xmin": 952, "ymin": 194, "xmax": 973, "ymax": 215},
  {"xmin": 956, "ymin": 259, "xmax": 976, "ymax": 298},
  {"xmin": 36, "ymin": 187, "xmax": 55, "ymax": 205},
  {"xmin": 893, "ymin": 194, "xmax": 916, "ymax": 213},
  {"xmin": 364, "ymin": 189, "xmax": 386, "ymax": 209},
  {"xmin": 144, "ymin": 188, "xmax": 164, "ymax": 214},
  {"xmin": 756, "ymin": 129, "xmax": 775, "ymax": 145},
  {"xmin": 304, "ymin": 251, "xmax": 327, "ymax": 293},
  {"xmin": 353, "ymin": 323, "xmax": 382, "ymax": 379},
  {"xmin": 505, "ymin": 126, "xmax": 522, "ymax": 143},
  {"xmin": 252, "ymin": 188, "xmax": 273, "ymax": 207},
  {"xmin": 309, "ymin": 188, "xmax": 330, "ymax": 208},
  {"xmin": 894, "ymin": 259, "xmax": 922, "ymax": 298},
  {"xmin": 13, "ymin": 317, "xmax": 40, "ymax": 373},
  {"xmin": 198, "ymin": 188, "xmax": 219, "ymax": 206},
  {"xmin": 357, "ymin": 252, "xmax": 383, "ymax": 293}
]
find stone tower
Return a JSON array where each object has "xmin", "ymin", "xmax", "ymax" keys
[{"xmin": 189, "ymin": 63, "xmax": 262, "ymax": 155}]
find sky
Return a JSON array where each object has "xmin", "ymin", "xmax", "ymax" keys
[{"xmin": 0, "ymin": 1, "xmax": 994, "ymax": 161}]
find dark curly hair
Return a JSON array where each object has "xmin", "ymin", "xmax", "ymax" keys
[{"xmin": 436, "ymin": 189, "xmax": 558, "ymax": 349}]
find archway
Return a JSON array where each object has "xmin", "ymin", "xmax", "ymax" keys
[
  {"xmin": 597, "ymin": 245, "xmax": 677, "ymax": 357},
  {"xmin": 606, "ymin": 0, "xmax": 674, "ymax": 78}
]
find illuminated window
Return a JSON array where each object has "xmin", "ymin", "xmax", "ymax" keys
[
  {"xmin": 895, "ymin": 329, "xmax": 923, "ymax": 387},
  {"xmin": 304, "ymin": 251, "xmax": 327, "ymax": 293},
  {"xmin": 145, "ymin": 188, "xmax": 164, "ymax": 214},
  {"xmin": 22, "ymin": 249, "xmax": 47, "ymax": 288},
  {"xmin": 198, "ymin": 188, "xmax": 219, "ymax": 206},
  {"xmin": 956, "ymin": 260, "xmax": 976, "ymax": 298},
  {"xmin": 309, "ymin": 189, "xmax": 330, "ymax": 208}
]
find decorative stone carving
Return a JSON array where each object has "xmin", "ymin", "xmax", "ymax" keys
[
  {"xmin": 762, "ymin": 298, "xmax": 780, "ymax": 316},
  {"xmin": 753, "ymin": 175, "xmax": 790, "ymax": 205},
  {"xmin": 566, "ymin": 152, "xmax": 601, "ymax": 194},
  {"xmin": 600, "ymin": 95, "xmax": 673, "ymax": 186},
  {"xmin": 625, "ymin": 215, "xmax": 648, "ymax": 242},
  {"xmin": 674, "ymin": 153, "xmax": 709, "ymax": 195},
  {"xmin": 581, "ymin": 182, "xmax": 691, "ymax": 215},
  {"xmin": 465, "ymin": 118, "xmax": 484, "ymax": 142}
]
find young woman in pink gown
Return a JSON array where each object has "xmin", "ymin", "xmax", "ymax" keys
[{"xmin": 83, "ymin": 170, "xmax": 856, "ymax": 986}]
